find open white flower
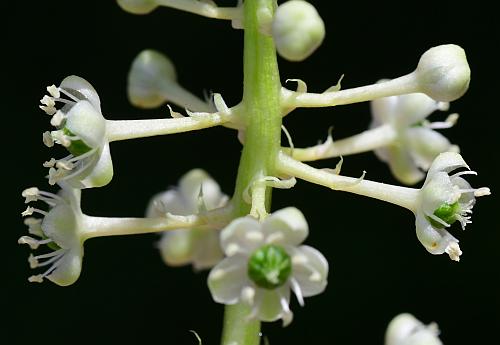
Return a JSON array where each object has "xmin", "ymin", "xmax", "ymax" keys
[
  {"xmin": 146, "ymin": 169, "xmax": 229, "ymax": 270},
  {"xmin": 40, "ymin": 75, "xmax": 113, "ymax": 189},
  {"xmin": 415, "ymin": 152, "xmax": 490, "ymax": 261},
  {"xmin": 19, "ymin": 186, "xmax": 85, "ymax": 286},
  {"xmin": 385, "ymin": 313, "xmax": 442, "ymax": 345},
  {"xmin": 208, "ymin": 207, "xmax": 328, "ymax": 326},
  {"xmin": 371, "ymin": 92, "xmax": 459, "ymax": 185}
]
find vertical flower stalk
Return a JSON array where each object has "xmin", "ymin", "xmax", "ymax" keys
[{"xmin": 223, "ymin": 1, "xmax": 283, "ymax": 345}]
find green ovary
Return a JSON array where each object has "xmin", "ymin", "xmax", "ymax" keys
[
  {"xmin": 247, "ymin": 244, "xmax": 292, "ymax": 290},
  {"xmin": 63, "ymin": 127, "xmax": 93, "ymax": 156},
  {"xmin": 430, "ymin": 202, "xmax": 459, "ymax": 228}
]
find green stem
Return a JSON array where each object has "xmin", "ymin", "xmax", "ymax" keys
[{"xmin": 221, "ymin": 1, "xmax": 282, "ymax": 345}]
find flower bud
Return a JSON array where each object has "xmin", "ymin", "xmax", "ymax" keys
[
  {"xmin": 385, "ymin": 313, "xmax": 442, "ymax": 345},
  {"xmin": 272, "ymin": 0, "xmax": 325, "ymax": 62},
  {"xmin": 415, "ymin": 44, "xmax": 471, "ymax": 102},
  {"xmin": 128, "ymin": 49, "xmax": 177, "ymax": 108},
  {"xmin": 116, "ymin": 0, "xmax": 158, "ymax": 15}
]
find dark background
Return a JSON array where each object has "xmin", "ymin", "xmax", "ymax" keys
[{"xmin": 5, "ymin": 1, "xmax": 498, "ymax": 344}]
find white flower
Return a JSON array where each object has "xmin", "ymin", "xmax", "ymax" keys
[
  {"xmin": 371, "ymin": 92, "xmax": 459, "ymax": 185},
  {"xmin": 207, "ymin": 207, "xmax": 328, "ymax": 326},
  {"xmin": 385, "ymin": 313, "xmax": 443, "ymax": 345},
  {"xmin": 415, "ymin": 152, "xmax": 490, "ymax": 261},
  {"xmin": 272, "ymin": 0, "xmax": 325, "ymax": 62},
  {"xmin": 146, "ymin": 169, "xmax": 228, "ymax": 270},
  {"xmin": 40, "ymin": 75, "xmax": 113, "ymax": 189},
  {"xmin": 19, "ymin": 185, "xmax": 85, "ymax": 286}
]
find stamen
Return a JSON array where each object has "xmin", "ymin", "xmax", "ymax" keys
[
  {"xmin": 474, "ymin": 187, "xmax": 491, "ymax": 197},
  {"xmin": 21, "ymin": 206, "xmax": 35, "ymax": 216},
  {"xmin": 47, "ymin": 85, "xmax": 60, "ymax": 98},
  {"xmin": 22, "ymin": 187, "xmax": 40, "ymax": 203},
  {"xmin": 42, "ymin": 131, "xmax": 54, "ymax": 147},
  {"xmin": 452, "ymin": 170, "xmax": 477, "ymax": 178},
  {"xmin": 24, "ymin": 217, "xmax": 43, "ymax": 236},
  {"xmin": 54, "ymin": 152, "xmax": 98, "ymax": 182},
  {"xmin": 40, "ymin": 105, "xmax": 57, "ymax": 115},
  {"xmin": 18, "ymin": 235, "xmax": 41, "ymax": 249},
  {"xmin": 51, "ymin": 131, "xmax": 71, "ymax": 147},
  {"xmin": 28, "ymin": 275, "xmax": 44, "ymax": 283},
  {"xmin": 56, "ymin": 160, "xmax": 75, "ymax": 171},
  {"xmin": 59, "ymin": 87, "xmax": 81, "ymax": 102},
  {"xmin": 40, "ymin": 95, "xmax": 55, "ymax": 107},
  {"xmin": 28, "ymin": 258, "xmax": 61, "ymax": 283},
  {"xmin": 428, "ymin": 213, "xmax": 450, "ymax": 227},
  {"xmin": 33, "ymin": 250, "xmax": 66, "ymax": 268},
  {"xmin": 426, "ymin": 113, "xmax": 459, "ymax": 129},
  {"xmin": 18, "ymin": 236, "xmax": 52, "ymax": 250},
  {"xmin": 50, "ymin": 110, "xmax": 66, "ymax": 127},
  {"xmin": 43, "ymin": 158, "xmax": 57, "ymax": 168},
  {"xmin": 445, "ymin": 242, "xmax": 462, "ymax": 262},
  {"xmin": 290, "ymin": 277, "xmax": 304, "ymax": 306}
]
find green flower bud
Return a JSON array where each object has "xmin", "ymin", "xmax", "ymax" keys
[
  {"xmin": 272, "ymin": 0, "xmax": 325, "ymax": 62},
  {"xmin": 116, "ymin": 0, "xmax": 158, "ymax": 15}
]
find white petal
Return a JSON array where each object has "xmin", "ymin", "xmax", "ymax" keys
[
  {"xmin": 47, "ymin": 248, "xmax": 83, "ymax": 287},
  {"xmin": 41, "ymin": 204, "xmax": 79, "ymax": 249},
  {"xmin": 146, "ymin": 190, "xmax": 186, "ymax": 217},
  {"xmin": 370, "ymin": 92, "xmax": 398, "ymax": 125},
  {"xmin": 385, "ymin": 145, "xmax": 425, "ymax": 185},
  {"xmin": 60, "ymin": 75, "xmax": 102, "ymax": 112},
  {"xmin": 420, "ymin": 171, "xmax": 457, "ymax": 215},
  {"xmin": 261, "ymin": 207, "xmax": 308, "ymax": 246},
  {"xmin": 65, "ymin": 100, "xmax": 106, "ymax": 148},
  {"xmin": 415, "ymin": 213, "xmax": 458, "ymax": 255},
  {"xmin": 407, "ymin": 128, "xmax": 454, "ymax": 170},
  {"xmin": 158, "ymin": 230, "xmax": 194, "ymax": 267},
  {"xmin": 78, "ymin": 143, "xmax": 114, "ymax": 189},
  {"xmin": 450, "ymin": 176, "xmax": 475, "ymax": 207},
  {"xmin": 207, "ymin": 255, "xmax": 248, "ymax": 304},
  {"xmin": 290, "ymin": 245, "xmax": 328, "ymax": 297},
  {"xmin": 257, "ymin": 285, "xmax": 291, "ymax": 323},
  {"xmin": 395, "ymin": 93, "xmax": 444, "ymax": 125},
  {"xmin": 179, "ymin": 169, "xmax": 224, "ymax": 211},
  {"xmin": 427, "ymin": 152, "xmax": 469, "ymax": 178},
  {"xmin": 220, "ymin": 217, "xmax": 263, "ymax": 255},
  {"xmin": 191, "ymin": 228, "xmax": 224, "ymax": 270}
]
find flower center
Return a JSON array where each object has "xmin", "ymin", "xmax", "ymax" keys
[
  {"xmin": 430, "ymin": 201, "xmax": 459, "ymax": 228},
  {"xmin": 247, "ymin": 244, "xmax": 292, "ymax": 289},
  {"xmin": 63, "ymin": 127, "xmax": 93, "ymax": 156}
]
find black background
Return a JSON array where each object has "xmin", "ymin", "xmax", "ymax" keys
[{"xmin": 5, "ymin": 1, "xmax": 499, "ymax": 344}]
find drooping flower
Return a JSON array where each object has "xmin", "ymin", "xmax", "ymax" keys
[
  {"xmin": 371, "ymin": 91, "xmax": 459, "ymax": 185},
  {"xmin": 19, "ymin": 185, "xmax": 85, "ymax": 286},
  {"xmin": 385, "ymin": 313, "xmax": 443, "ymax": 345},
  {"xmin": 39, "ymin": 75, "xmax": 113, "ymax": 188},
  {"xmin": 146, "ymin": 169, "xmax": 229, "ymax": 270},
  {"xmin": 208, "ymin": 207, "xmax": 328, "ymax": 326},
  {"xmin": 415, "ymin": 152, "xmax": 490, "ymax": 261}
]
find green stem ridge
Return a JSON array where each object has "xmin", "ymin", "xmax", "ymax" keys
[{"xmin": 222, "ymin": 1, "xmax": 282, "ymax": 345}]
